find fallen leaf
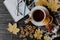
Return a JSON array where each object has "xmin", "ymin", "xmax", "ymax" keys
[{"xmin": 7, "ymin": 23, "xmax": 20, "ymax": 35}]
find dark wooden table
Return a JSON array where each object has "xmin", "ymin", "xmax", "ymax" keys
[{"xmin": 0, "ymin": 0, "xmax": 22, "ymax": 40}]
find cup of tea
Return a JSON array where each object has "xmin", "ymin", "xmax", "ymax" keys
[{"xmin": 25, "ymin": 6, "xmax": 53, "ymax": 26}]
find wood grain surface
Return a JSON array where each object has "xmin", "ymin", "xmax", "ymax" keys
[{"xmin": 0, "ymin": 0, "xmax": 21, "ymax": 40}]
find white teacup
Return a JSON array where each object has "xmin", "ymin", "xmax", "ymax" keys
[{"xmin": 25, "ymin": 6, "xmax": 53, "ymax": 26}]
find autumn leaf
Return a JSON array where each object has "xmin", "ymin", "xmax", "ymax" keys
[
  {"xmin": 44, "ymin": 35, "xmax": 51, "ymax": 40},
  {"xmin": 36, "ymin": 0, "xmax": 60, "ymax": 12},
  {"xmin": 7, "ymin": 23, "xmax": 20, "ymax": 35},
  {"xmin": 34, "ymin": 28, "xmax": 43, "ymax": 40}
]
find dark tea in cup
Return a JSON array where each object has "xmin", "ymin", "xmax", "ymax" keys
[{"xmin": 32, "ymin": 10, "xmax": 44, "ymax": 22}]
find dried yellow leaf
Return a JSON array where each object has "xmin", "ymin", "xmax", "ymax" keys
[
  {"xmin": 44, "ymin": 35, "xmax": 51, "ymax": 40},
  {"xmin": 36, "ymin": 0, "xmax": 60, "ymax": 12},
  {"xmin": 7, "ymin": 23, "xmax": 20, "ymax": 35},
  {"xmin": 36, "ymin": 0, "xmax": 48, "ymax": 6},
  {"xmin": 23, "ymin": 38, "xmax": 27, "ymax": 40},
  {"xmin": 34, "ymin": 28, "xmax": 43, "ymax": 39}
]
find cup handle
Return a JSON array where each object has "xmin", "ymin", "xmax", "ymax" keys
[{"xmin": 49, "ymin": 15, "xmax": 53, "ymax": 24}]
